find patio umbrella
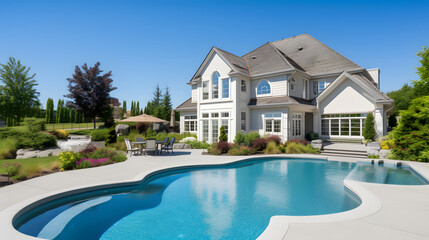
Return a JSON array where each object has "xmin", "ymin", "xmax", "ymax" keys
[{"xmin": 118, "ymin": 114, "xmax": 167, "ymax": 123}]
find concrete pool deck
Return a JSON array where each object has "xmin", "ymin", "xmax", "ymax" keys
[{"xmin": 0, "ymin": 150, "xmax": 428, "ymax": 240}]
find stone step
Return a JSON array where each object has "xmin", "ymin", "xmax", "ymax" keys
[
  {"xmin": 320, "ymin": 151, "xmax": 368, "ymax": 159},
  {"xmin": 322, "ymin": 148, "xmax": 367, "ymax": 154}
]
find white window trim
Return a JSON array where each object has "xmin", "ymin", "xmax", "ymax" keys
[
  {"xmin": 221, "ymin": 78, "xmax": 230, "ymax": 99},
  {"xmin": 183, "ymin": 114, "xmax": 198, "ymax": 132},
  {"xmin": 320, "ymin": 113, "xmax": 366, "ymax": 137},
  {"xmin": 256, "ymin": 80, "xmax": 272, "ymax": 96},
  {"xmin": 201, "ymin": 110, "xmax": 231, "ymax": 143},
  {"xmin": 263, "ymin": 112, "xmax": 282, "ymax": 134},
  {"xmin": 291, "ymin": 113, "xmax": 302, "ymax": 137},
  {"xmin": 202, "ymin": 80, "xmax": 209, "ymax": 100}
]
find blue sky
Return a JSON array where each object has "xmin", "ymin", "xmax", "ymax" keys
[{"xmin": 0, "ymin": 0, "xmax": 428, "ymax": 109}]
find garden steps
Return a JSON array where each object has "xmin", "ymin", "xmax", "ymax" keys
[{"xmin": 321, "ymin": 142, "xmax": 368, "ymax": 159}]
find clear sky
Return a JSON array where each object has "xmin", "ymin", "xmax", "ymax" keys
[{"xmin": 0, "ymin": 0, "xmax": 428, "ymax": 109}]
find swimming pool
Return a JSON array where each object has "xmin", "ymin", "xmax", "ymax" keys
[{"xmin": 14, "ymin": 158, "xmax": 427, "ymax": 240}]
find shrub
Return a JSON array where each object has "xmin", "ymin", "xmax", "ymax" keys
[
  {"xmin": 252, "ymin": 138, "xmax": 267, "ymax": 151},
  {"xmin": 304, "ymin": 144, "xmax": 320, "ymax": 154},
  {"xmin": 75, "ymin": 158, "xmax": 112, "ymax": 169},
  {"xmin": 136, "ymin": 122, "xmax": 149, "ymax": 134},
  {"xmin": 391, "ymin": 96, "xmax": 429, "ymax": 161},
  {"xmin": 228, "ymin": 145, "xmax": 256, "ymax": 155},
  {"xmin": 381, "ymin": 140, "xmax": 394, "ymax": 150},
  {"xmin": 0, "ymin": 138, "xmax": 18, "ymax": 159},
  {"xmin": 2, "ymin": 163, "xmax": 22, "ymax": 177},
  {"xmin": 245, "ymin": 132, "xmax": 260, "ymax": 146},
  {"xmin": 91, "ymin": 130, "xmax": 108, "ymax": 141},
  {"xmin": 208, "ymin": 148, "xmax": 222, "ymax": 155},
  {"xmin": 368, "ymin": 155, "xmax": 380, "ymax": 159},
  {"xmin": 264, "ymin": 141, "xmax": 281, "ymax": 154},
  {"xmin": 266, "ymin": 135, "xmax": 282, "ymax": 145},
  {"xmin": 89, "ymin": 148, "xmax": 117, "ymax": 159},
  {"xmin": 219, "ymin": 126, "xmax": 227, "ymax": 142},
  {"xmin": 59, "ymin": 151, "xmax": 79, "ymax": 170},
  {"xmin": 52, "ymin": 129, "xmax": 69, "ymax": 139},
  {"xmin": 285, "ymin": 142, "xmax": 307, "ymax": 154},
  {"xmin": 234, "ymin": 132, "xmax": 246, "ymax": 145},
  {"xmin": 108, "ymin": 141, "xmax": 127, "ymax": 151},
  {"xmin": 79, "ymin": 144, "xmax": 98, "ymax": 158},
  {"xmin": 285, "ymin": 139, "xmax": 308, "ymax": 146},
  {"xmin": 305, "ymin": 132, "xmax": 319, "ymax": 141},
  {"xmin": 186, "ymin": 140, "xmax": 210, "ymax": 149},
  {"xmin": 278, "ymin": 145, "xmax": 286, "ymax": 153},
  {"xmin": 105, "ymin": 127, "xmax": 117, "ymax": 145},
  {"xmin": 363, "ymin": 112, "xmax": 376, "ymax": 141},
  {"xmin": 112, "ymin": 153, "xmax": 127, "ymax": 162},
  {"xmin": 217, "ymin": 141, "xmax": 230, "ymax": 153},
  {"xmin": 418, "ymin": 151, "xmax": 429, "ymax": 162},
  {"xmin": 16, "ymin": 132, "xmax": 57, "ymax": 149},
  {"xmin": 24, "ymin": 118, "xmax": 46, "ymax": 132}
]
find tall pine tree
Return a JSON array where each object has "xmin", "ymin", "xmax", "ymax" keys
[
  {"xmin": 161, "ymin": 87, "xmax": 172, "ymax": 120},
  {"xmin": 45, "ymin": 98, "xmax": 54, "ymax": 123}
]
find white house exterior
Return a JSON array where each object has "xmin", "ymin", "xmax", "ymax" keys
[{"xmin": 176, "ymin": 34, "xmax": 394, "ymax": 143}]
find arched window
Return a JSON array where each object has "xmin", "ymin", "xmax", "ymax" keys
[
  {"xmin": 257, "ymin": 80, "xmax": 271, "ymax": 95},
  {"xmin": 212, "ymin": 72, "xmax": 220, "ymax": 99}
]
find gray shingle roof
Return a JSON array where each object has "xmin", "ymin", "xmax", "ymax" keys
[
  {"xmin": 248, "ymin": 96, "xmax": 314, "ymax": 106},
  {"xmin": 350, "ymin": 73, "xmax": 390, "ymax": 100},
  {"xmin": 176, "ymin": 98, "xmax": 197, "ymax": 110},
  {"xmin": 272, "ymin": 34, "xmax": 362, "ymax": 75},
  {"xmin": 214, "ymin": 47, "xmax": 250, "ymax": 76},
  {"xmin": 242, "ymin": 43, "xmax": 295, "ymax": 76}
]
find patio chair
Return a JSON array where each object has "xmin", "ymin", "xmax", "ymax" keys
[
  {"xmin": 144, "ymin": 139, "xmax": 158, "ymax": 156},
  {"xmin": 159, "ymin": 137, "xmax": 169, "ymax": 154},
  {"xmin": 125, "ymin": 138, "xmax": 140, "ymax": 156},
  {"xmin": 162, "ymin": 137, "xmax": 175, "ymax": 154}
]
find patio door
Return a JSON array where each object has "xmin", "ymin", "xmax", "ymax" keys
[{"xmin": 291, "ymin": 113, "xmax": 303, "ymax": 139}]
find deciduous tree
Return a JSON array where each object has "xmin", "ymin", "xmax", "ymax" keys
[
  {"xmin": 65, "ymin": 62, "xmax": 116, "ymax": 129},
  {"xmin": 0, "ymin": 57, "xmax": 40, "ymax": 124}
]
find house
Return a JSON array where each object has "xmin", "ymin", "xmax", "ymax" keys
[{"xmin": 176, "ymin": 34, "xmax": 394, "ymax": 143}]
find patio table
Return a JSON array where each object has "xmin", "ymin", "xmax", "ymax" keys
[{"xmin": 131, "ymin": 140, "xmax": 166, "ymax": 155}]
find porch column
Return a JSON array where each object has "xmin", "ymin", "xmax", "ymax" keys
[{"xmin": 374, "ymin": 104, "xmax": 384, "ymax": 139}]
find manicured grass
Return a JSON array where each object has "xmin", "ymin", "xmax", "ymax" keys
[
  {"xmin": 0, "ymin": 156, "xmax": 60, "ymax": 179},
  {"xmin": 45, "ymin": 122, "xmax": 104, "ymax": 131}
]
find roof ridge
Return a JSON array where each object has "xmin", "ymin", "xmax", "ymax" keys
[
  {"xmin": 304, "ymin": 34, "xmax": 362, "ymax": 69},
  {"xmin": 213, "ymin": 46, "xmax": 242, "ymax": 59},
  {"xmin": 267, "ymin": 42, "xmax": 295, "ymax": 70},
  {"xmin": 242, "ymin": 42, "xmax": 271, "ymax": 57},
  {"xmin": 272, "ymin": 33, "xmax": 310, "ymax": 43}
]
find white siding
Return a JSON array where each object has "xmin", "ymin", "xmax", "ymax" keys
[
  {"xmin": 191, "ymin": 84, "xmax": 198, "ymax": 103},
  {"xmin": 319, "ymin": 78, "xmax": 375, "ymax": 114},
  {"xmin": 251, "ymin": 75, "xmax": 287, "ymax": 98},
  {"xmin": 199, "ymin": 53, "xmax": 232, "ymax": 102}
]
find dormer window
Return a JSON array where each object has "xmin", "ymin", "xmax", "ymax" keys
[
  {"xmin": 212, "ymin": 72, "xmax": 220, "ymax": 99},
  {"xmin": 257, "ymin": 80, "xmax": 271, "ymax": 95}
]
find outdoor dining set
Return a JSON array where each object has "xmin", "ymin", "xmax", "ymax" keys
[{"xmin": 124, "ymin": 137, "xmax": 175, "ymax": 156}]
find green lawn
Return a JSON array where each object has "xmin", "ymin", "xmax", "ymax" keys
[
  {"xmin": 45, "ymin": 122, "xmax": 104, "ymax": 131},
  {"xmin": 0, "ymin": 156, "xmax": 60, "ymax": 179}
]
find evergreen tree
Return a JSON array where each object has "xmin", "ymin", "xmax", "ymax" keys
[
  {"xmin": 45, "ymin": 98, "xmax": 54, "ymax": 123},
  {"xmin": 161, "ymin": 87, "xmax": 172, "ymax": 120},
  {"xmin": 130, "ymin": 101, "xmax": 134, "ymax": 116},
  {"xmin": 363, "ymin": 112, "xmax": 376, "ymax": 141},
  {"xmin": 140, "ymin": 109, "xmax": 143, "ymax": 115},
  {"xmin": 136, "ymin": 101, "xmax": 140, "ymax": 116},
  {"xmin": 121, "ymin": 100, "xmax": 127, "ymax": 119},
  {"xmin": 56, "ymin": 99, "xmax": 62, "ymax": 123}
]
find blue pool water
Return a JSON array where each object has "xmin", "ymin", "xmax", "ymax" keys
[{"xmin": 14, "ymin": 158, "xmax": 427, "ymax": 240}]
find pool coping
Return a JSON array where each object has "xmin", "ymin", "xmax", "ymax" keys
[{"xmin": 0, "ymin": 152, "xmax": 428, "ymax": 240}]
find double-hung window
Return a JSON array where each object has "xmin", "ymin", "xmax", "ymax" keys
[
  {"xmin": 212, "ymin": 72, "xmax": 220, "ymax": 99},
  {"xmin": 203, "ymin": 81, "xmax": 209, "ymax": 100},
  {"xmin": 264, "ymin": 113, "xmax": 281, "ymax": 134},
  {"xmin": 241, "ymin": 112, "xmax": 246, "ymax": 131},
  {"xmin": 313, "ymin": 80, "xmax": 327, "ymax": 95},
  {"xmin": 222, "ymin": 78, "xmax": 229, "ymax": 98},
  {"xmin": 241, "ymin": 80, "xmax": 246, "ymax": 92}
]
